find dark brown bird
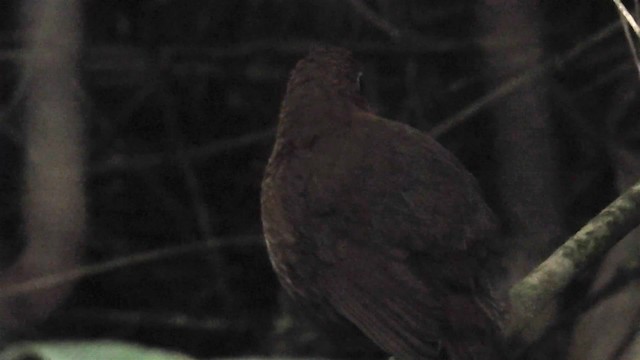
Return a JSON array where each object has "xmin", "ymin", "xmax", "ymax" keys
[{"xmin": 261, "ymin": 46, "xmax": 504, "ymax": 360}]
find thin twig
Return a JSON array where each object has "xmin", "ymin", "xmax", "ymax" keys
[
  {"xmin": 613, "ymin": 0, "xmax": 640, "ymax": 35},
  {"xmin": 159, "ymin": 84, "xmax": 230, "ymax": 306},
  {"xmin": 346, "ymin": 0, "xmax": 478, "ymax": 52},
  {"xmin": 91, "ymin": 127, "xmax": 275, "ymax": 175},
  {"xmin": 160, "ymin": 89, "xmax": 215, "ymax": 245},
  {"xmin": 61, "ymin": 308, "xmax": 243, "ymax": 331},
  {"xmin": 429, "ymin": 21, "xmax": 621, "ymax": 138},
  {"xmin": 347, "ymin": 0, "xmax": 402, "ymax": 39},
  {"xmin": 0, "ymin": 235, "xmax": 262, "ymax": 299},
  {"xmin": 576, "ymin": 62, "xmax": 632, "ymax": 96},
  {"xmin": 613, "ymin": 0, "xmax": 640, "ymax": 78}
]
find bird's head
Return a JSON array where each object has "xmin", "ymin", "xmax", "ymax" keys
[{"xmin": 283, "ymin": 46, "xmax": 368, "ymax": 112}]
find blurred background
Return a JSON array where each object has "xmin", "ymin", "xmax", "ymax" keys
[{"xmin": 0, "ymin": 0, "xmax": 639, "ymax": 359}]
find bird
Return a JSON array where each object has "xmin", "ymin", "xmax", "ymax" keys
[{"xmin": 261, "ymin": 46, "xmax": 505, "ymax": 360}]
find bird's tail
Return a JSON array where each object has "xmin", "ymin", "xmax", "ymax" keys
[{"xmin": 442, "ymin": 293, "xmax": 506, "ymax": 360}]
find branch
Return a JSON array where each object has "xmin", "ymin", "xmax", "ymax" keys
[
  {"xmin": 507, "ymin": 179, "xmax": 640, "ymax": 341},
  {"xmin": 346, "ymin": 0, "xmax": 474, "ymax": 51},
  {"xmin": 347, "ymin": 0, "xmax": 402, "ymax": 39},
  {"xmin": 0, "ymin": 235, "xmax": 261, "ymax": 299},
  {"xmin": 159, "ymin": 86, "xmax": 230, "ymax": 306},
  {"xmin": 91, "ymin": 127, "xmax": 275, "ymax": 175},
  {"xmin": 60, "ymin": 308, "xmax": 242, "ymax": 331},
  {"xmin": 429, "ymin": 21, "xmax": 621, "ymax": 138}
]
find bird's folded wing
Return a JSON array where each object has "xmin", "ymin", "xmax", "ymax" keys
[{"xmin": 317, "ymin": 241, "xmax": 443, "ymax": 359}]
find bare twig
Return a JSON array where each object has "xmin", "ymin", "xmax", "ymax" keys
[
  {"xmin": 346, "ymin": 0, "xmax": 480, "ymax": 53},
  {"xmin": 92, "ymin": 127, "xmax": 275, "ymax": 175},
  {"xmin": 61, "ymin": 308, "xmax": 243, "ymax": 331},
  {"xmin": 159, "ymin": 83, "xmax": 230, "ymax": 306},
  {"xmin": 576, "ymin": 62, "xmax": 632, "ymax": 96},
  {"xmin": 429, "ymin": 21, "xmax": 621, "ymax": 138},
  {"xmin": 613, "ymin": 0, "xmax": 640, "ymax": 35},
  {"xmin": 347, "ymin": 0, "xmax": 402, "ymax": 39},
  {"xmin": 612, "ymin": 0, "xmax": 640, "ymax": 78},
  {"xmin": 160, "ymin": 90, "xmax": 215, "ymax": 243},
  {"xmin": 0, "ymin": 235, "xmax": 262, "ymax": 299}
]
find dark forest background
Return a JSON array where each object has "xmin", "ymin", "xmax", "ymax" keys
[{"xmin": 0, "ymin": 0, "xmax": 639, "ymax": 359}]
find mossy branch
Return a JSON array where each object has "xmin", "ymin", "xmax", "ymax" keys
[{"xmin": 506, "ymin": 179, "xmax": 640, "ymax": 341}]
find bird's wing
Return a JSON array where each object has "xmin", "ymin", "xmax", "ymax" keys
[
  {"xmin": 344, "ymin": 111, "xmax": 500, "ymax": 253},
  {"xmin": 317, "ymin": 239, "xmax": 443, "ymax": 359},
  {"xmin": 295, "ymin": 112, "xmax": 503, "ymax": 359}
]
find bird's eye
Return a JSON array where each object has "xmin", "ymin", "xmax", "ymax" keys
[{"xmin": 356, "ymin": 71, "xmax": 364, "ymax": 93}]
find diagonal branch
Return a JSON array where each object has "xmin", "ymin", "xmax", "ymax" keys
[
  {"xmin": 347, "ymin": 0, "xmax": 402, "ymax": 39},
  {"xmin": 507, "ymin": 179, "xmax": 640, "ymax": 341},
  {"xmin": 92, "ymin": 127, "xmax": 275, "ymax": 175},
  {"xmin": 429, "ymin": 21, "xmax": 621, "ymax": 138},
  {"xmin": 0, "ymin": 235, "xmax": 261, "ymax": 299}
]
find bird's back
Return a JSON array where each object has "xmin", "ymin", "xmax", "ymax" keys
[{"xmin": 261, "ymin": 46, "xmax": 505, "ymax": 360}]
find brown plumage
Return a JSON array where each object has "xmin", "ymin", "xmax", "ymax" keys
[{"xmin": 261, "ymin": 46, "xmax": 504, "ymax": 359}]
